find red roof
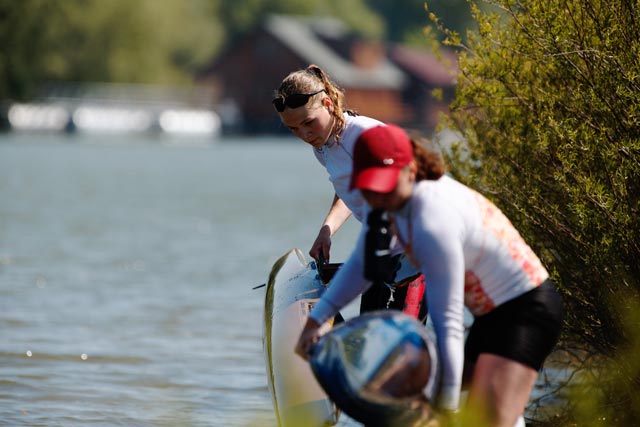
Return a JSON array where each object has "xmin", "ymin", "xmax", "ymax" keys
[{"xmin": 390, "ymin": 45, "xmax": 458, "ymax": 86}]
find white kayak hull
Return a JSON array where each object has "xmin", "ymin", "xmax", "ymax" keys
[{"xmin": 263, "ymin": 249, "xmax": 339, "ymax": 427}]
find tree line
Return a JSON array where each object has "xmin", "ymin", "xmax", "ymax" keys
[{"xmin": 0, "ymin": 0, "xmax": 475, "ymax": 102}]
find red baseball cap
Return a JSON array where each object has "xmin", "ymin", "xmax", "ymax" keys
[{"xmin": 350, "ymin": 124, "xmax": 413, "ymax": 193}]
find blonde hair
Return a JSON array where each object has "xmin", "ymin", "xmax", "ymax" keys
[{"xmin": 274, "ymin": 64, "xmax": 355, "ymax": 141}]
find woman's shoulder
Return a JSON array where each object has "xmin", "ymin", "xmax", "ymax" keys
[
  {"xmin": 344, "ymin": 113, "xmax": 384, "ymax": 129},
  {"xmin": 341, "ymin": 114, "xmax": 385, "ymax": 146},
  {"xmin": 415, "ymin": 175, "xmax": 456, "ymax": 192},
  {"xmin": 344, "ymin": 113, "xmax": 384, "ymax": 127},
  {"xmin": 413, "ymin": 177, "xmax": 478, "ymax": 227},
  {"xmin": 413, "ymin": 177, "xmax": 471, "ymax": 210}
]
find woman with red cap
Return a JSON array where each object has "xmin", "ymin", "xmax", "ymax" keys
[
  {"xmin": 296, "ymin": 124, "xmax": 563, "ymax": 427},
  {"xmin": 273, "ymin": 65, "xmax": 426, "ymax": 317}
]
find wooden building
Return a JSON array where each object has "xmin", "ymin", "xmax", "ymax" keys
[{"xmin": 198, "ymin": 14, "xmax": 456, "ymax": 134}]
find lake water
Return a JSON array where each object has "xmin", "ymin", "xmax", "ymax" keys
[
  {"xmin": 0, "ymin": 132, "xmax": 567, "ymax": 427},
  {"xmin": 0, "ymin": 133, "xmax": 362, "ymax": 427}
]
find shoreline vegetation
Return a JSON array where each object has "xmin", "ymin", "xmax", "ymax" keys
[{"xmin": 430, "ymin": 0, "xmax": 640, "ymax": 425}]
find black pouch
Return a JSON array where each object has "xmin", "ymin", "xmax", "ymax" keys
[{"xmin": 364, "ymin": 209, "xmax": 397, "ymax": 284}]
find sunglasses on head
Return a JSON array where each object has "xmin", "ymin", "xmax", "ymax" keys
[{"xmin": 272, "ymin": 89, "xmax": 326, "ymax": 112}]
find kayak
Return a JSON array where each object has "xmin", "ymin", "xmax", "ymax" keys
[
  {"xmin": 263, "ymin": 248, "xmax": 340, "ymax": 427},
  {"xmin": 262, "ymin": 248, "xmax": 428, "ymax": 426}
]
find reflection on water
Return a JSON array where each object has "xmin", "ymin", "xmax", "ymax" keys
[{"xmin": 0, "ymin": 133, "xmax": 360, "ymax": 427}]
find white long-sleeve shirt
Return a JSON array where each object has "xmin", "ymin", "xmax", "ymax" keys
[
  {"xmin": 313, "ymin": 114, "xmax": 384, "ymax": 223},
  {"xmin": 310, "ymin": 175, "xmax": 549, "ymax": 410}
]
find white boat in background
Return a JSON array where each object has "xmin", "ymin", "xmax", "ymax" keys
[
  {"xmin": 72, "ymin": 104, "xmax": 153, "ymax": 134},
  {"xmin": 158, "ymin": 109, "xmax": 220, "ymax": 137},
  {"xmin": 5, "ymin": 82, "xmax": 223, "ymax": 139},
  {"xmin": 6, "ymin": 101, "xmax": 221, "ymax": 140},
  {"xmin": 7, "ymin": 103, "xmax": 70, "ymax": 132}
]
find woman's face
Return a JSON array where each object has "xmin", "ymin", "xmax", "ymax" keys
[
  {"xmin": 360, "ymin": 163, "xmax": 416, "ymax": 212},
  {"xmin": 279, "ymin": 96, "xmax": 334, "ymax": 149}
]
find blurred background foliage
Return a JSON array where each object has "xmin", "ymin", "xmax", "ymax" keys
[
  {"xmin": 0, "ymin": 0, "xmax": 477, "ymax": 101},
  {"xmin": 0, "ymin": 0, "xmax": 224, "ymax": 99}
]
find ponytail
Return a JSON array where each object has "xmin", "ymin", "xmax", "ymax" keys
[{"xmin": 410, "ymin": 135, "xmax": 446, "ymax": 181}]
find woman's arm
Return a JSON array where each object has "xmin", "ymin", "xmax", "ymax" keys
[
  {"xmin": 310, "ymin": 228, "xmax": 370, "ymax": 323},
  {"xmin": 297, "ymin": 228, "xmax": 372, "ymax": 360},
  {"xmin": 309, "ymin": 193, "xmax": 353, "ymax": 262},
  {"xmin": 412, "ymin": 203, "xmax": 467, "ymax": 411}
]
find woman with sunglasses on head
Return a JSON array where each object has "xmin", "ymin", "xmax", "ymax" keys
[
  {"xmin": 273, "ymin": 64, "xmax": 426, "ymax": 317},
  {"xmin": 273, "ymin": 64, "xmax": 381, "ymax": 264},
  {"xmin": 296, "ymin": 124, "xmax": 564, "ymax": 427}
]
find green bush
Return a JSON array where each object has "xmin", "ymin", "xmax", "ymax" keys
[{"xmin": 431, "ymin": 0, "xmax": 640, "ymax": 425}]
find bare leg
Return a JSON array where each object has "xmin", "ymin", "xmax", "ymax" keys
[{"xmin": 465, "ymin": 353, "xmax": 537, "ymax": 427}]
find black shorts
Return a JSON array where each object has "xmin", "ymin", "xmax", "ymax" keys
[{"xmin": 464, "ymin": 280, "xmax": 563, "ymax": 371}]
